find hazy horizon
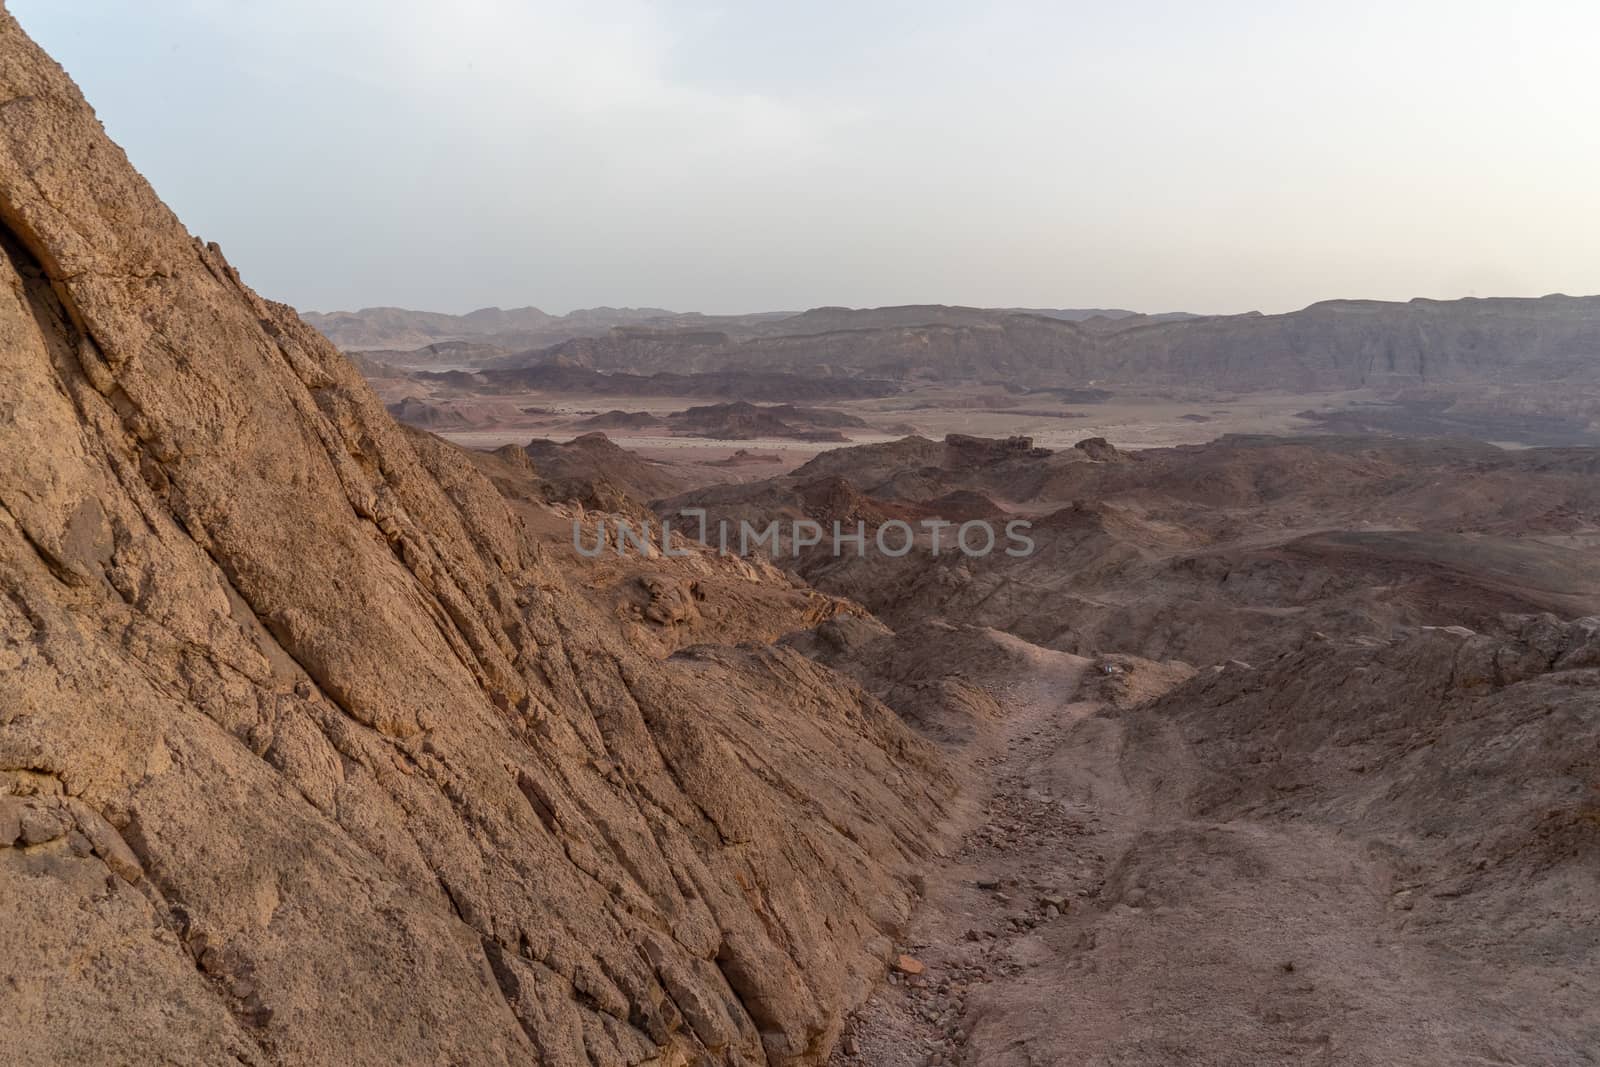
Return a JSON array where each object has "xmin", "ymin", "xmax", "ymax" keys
[
  {"xmin": 302, "ymin": 291, "xmax": 1598, "ymax": 322},
  {"xmin": 15, "ymin": 1, "xmax": 1600, "ymax": 317}
]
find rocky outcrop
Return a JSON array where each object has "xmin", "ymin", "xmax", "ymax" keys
[
  {"xmin": 521, "ymin": 431, "xmax": 690, "ymax": 512},
  {"xmin": 384, "ymin": 395, "xmax": 473, "ymax": 428},
  {"xmin": 942, "ymin": 434, "xmax": 1049, "ymax": 468},
  {"xmin": 0, "ymin": 14, "xmax": 948, "ymax": 1065},
  {"xmin": 1072, "ymin": 436, "xmax": 1119, "ymax": 462}
]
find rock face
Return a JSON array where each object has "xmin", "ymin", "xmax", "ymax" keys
[{"xmin": 0, "ymin": 15, "xmax": 947, "ymax": 1066}]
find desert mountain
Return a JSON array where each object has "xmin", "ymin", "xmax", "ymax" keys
[
  {"xmin": 300, "ymin": 304, "xmax": 1187, "ymax": 358},
  {"xmin": 523, "ymin": 296, "xmax": 1600, "ymax": 390},
  {"xmin": 0, "ymin": 15, "xmax": 949, "ymax": 1066},
  {"xmin": 301, "ymin": 305, "xmax": 682, "ymax": 354},
  {"xmin": 331, "ymin": 295, "xmax": 1600, "ymax": 406}
]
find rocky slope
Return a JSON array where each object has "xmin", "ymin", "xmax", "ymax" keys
[
  {"xmin": 821, "ymin": 617, "xmax": 1600, "ymax": 1066},
  {"xmin": 0, "ymin": 15, "xmax": 950, "ymax": 1066},
  {"xmin": 957, "ymin": 617, "xmax": 1600, "ymax": 1065}
]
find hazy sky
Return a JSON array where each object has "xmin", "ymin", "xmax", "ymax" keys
[{"xmin": 12, "ymin": 1, "xmax": 1599, "ymax": 316}]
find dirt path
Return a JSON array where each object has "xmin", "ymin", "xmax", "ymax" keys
[{"xmin": 829, "ymin": 645, "xmax": 1105, "ymax": 1067}]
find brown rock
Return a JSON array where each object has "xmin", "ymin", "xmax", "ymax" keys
[
  {"xmin": 895, "ymin": 954, "xmax": 927, "ymax": 976},
  {"xmin": 0, "ymin": 14, "xmax": 951, "ymax": 1065},
  {"xmin": 64, "ymin": 798, "xmax": 143, "ymax": 884},
  {"xmin": 1073, "ymin": 436, "xmax": 1119, "ymax": 461},
  {"xmin": 18, "ymin": 803, "xmax": 70, "ymax": 846},
  {"xmin": 0, "ymin": 796, "xmax": 22, "ymax": 847}
]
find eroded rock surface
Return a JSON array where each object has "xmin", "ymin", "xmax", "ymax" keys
[{"xmin": 0, "ymin": 16, "xmax": 948, "ymax": 1064}]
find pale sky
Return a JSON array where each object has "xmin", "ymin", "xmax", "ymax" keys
[{"xmin": 12, "ymin": 1, "xmax": 1600, "ymax": 316}]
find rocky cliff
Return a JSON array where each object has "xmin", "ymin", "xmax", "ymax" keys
[{"xmin": 0, "ymin": 13, "xmax": 947, "ymax": 1065}]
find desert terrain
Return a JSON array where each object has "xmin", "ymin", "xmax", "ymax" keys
[
  {"xmin": 347, "ymin": 294, "xmax": 1600, "ymax": 480},
  {"xmin": 1, "ymin": 9, "xmax": 1598, "ymax": 1067},
  {"xmin": 330, "ymin": 287, "xmax": 1600, "ymax": 1066},
  {"xmin": 430, "ymin": 420, "xmax": 1600, "ymax": 1066},
  {"xmin": 335, "ymin": 297, "xmax": 1600, "ymax": 1065}
]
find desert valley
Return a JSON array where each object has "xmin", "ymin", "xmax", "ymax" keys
[
  {"xmin": 339, "ymin": 297, "xmax": 1600, "ymax": 1065},
  {"xmin": 345, "ymin": 296, "xmax": 1600, "ymax": 465},
  {"xmin": 2, "ymin": 6, "xmax": 1598, "ymax": 1067}
]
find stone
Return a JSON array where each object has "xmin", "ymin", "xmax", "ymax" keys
[
  {"xmin": 18, "ymin": 803, "xmax": 71, "ymax": 846},
  {"xmin": 64, "ymin": 799, "xmax": 143, "ymax": 885},
  {"xmin": 895, "ymin": 954, "xmax": 926, "ymax": 976},
  {"xmin": 0, "ymin": 797, "xmax": 22, "ymax": 847}
]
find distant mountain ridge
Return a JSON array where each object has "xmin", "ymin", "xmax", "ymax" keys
[
  {"xmin": 299, "ymin": 302, "xmax": 1196, "ymax": 357},
  {"xmin": 522, "ymin": 295, "xmax": 1600, "ymax": 391},
  {"xmin": 300, "ymin": 304, "xmax": 682, "ymax": 351},
  {"xmin": 307, "ymin": 296, "xmax": 1600, "ymax": 391}
]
